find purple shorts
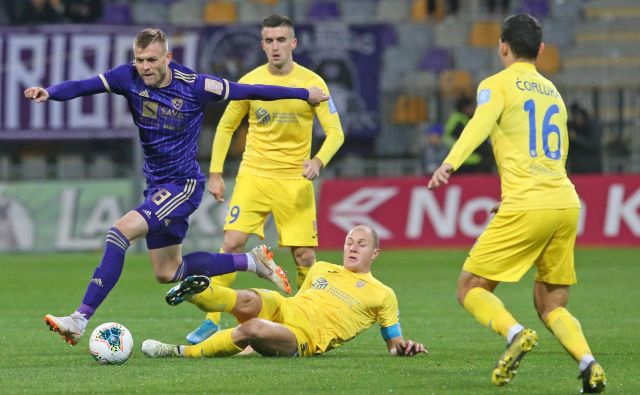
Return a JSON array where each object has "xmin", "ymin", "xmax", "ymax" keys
[{"xmin": 135, "ymin": 179, "xmax": 204, "ymax": 250}]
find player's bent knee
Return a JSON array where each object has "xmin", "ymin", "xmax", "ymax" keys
[
  {"xmin": 153, "ymin": 263, "xmax": 182, "ymax": 283},
  {"xmin": 293, "ymin": 247, "xmax": 315, "ymax": 267},
  {"xmin": 236, "ymin": 318, "xmax": 267, "ymax": 341}
]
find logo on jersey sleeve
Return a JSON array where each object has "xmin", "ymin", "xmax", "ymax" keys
[
  {"xmin": 328, "ymin": 97, "xmax": 338, "ymax": 114},
  {"xmin": 205, "ymin": 78, "xmax": 224, "ymax": 95},
  {"xmin": 477, "ymin": 89, "xmax": 491, "ymax": 105},
  {"xmin": 255, "ymin": 107, "xmax": 271, "ymax": 125},
  {"xmin": 142, "ymin": 101, "xmax": 158, "ymax": 118}
]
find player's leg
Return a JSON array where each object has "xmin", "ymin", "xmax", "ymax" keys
[
  {"xmin": 188, "ymin": 174, "xmax": 271, "ymax": 343},
  {"xmin": 534, "ymin": 208, "xmax": 606, "ymax": 393},
  {"xmin": 273, "ymin": 177, "xmax": 318, "ymax": 288},
  {"xmin": 290, "ymin": 246, "xmax": 315, "ymax": 288},
  {"xmin": 460, "ymin": 210, "xmax": 553, "ymax": 386},
  {"xmin": 142, "ymin": 320, "xmax": 298, "ymax": 358},
  {"xmin": 144, "ymin": 287, "xmax": 270, "ymax": 358},
  {"xmin": 187, "ymin": 231, "xmax": 248, "ymax": 345},
  {"xmin": 44, "ymin": 210, "xmax": 146, "ymax": 345}
]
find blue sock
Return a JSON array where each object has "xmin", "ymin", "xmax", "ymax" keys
[
  {"xmin": 172, "ymin": 252, "xmax": 248, "ymax": 282},
  {"xmin": 77, "ymin": 227, "xmax": 130, "ymax": 319}
]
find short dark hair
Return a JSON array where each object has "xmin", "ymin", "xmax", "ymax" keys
[
  {"xmin": 352, "ymin": 225, "xmax": 380, "ymax": 249},
  {"xmin": 500, "ymin": 14, "xmax": 542, "ymax": 60},
  {"xmin": 262, "ymin": 14, "xmax": 295, "ymax": 32},
  {"xmin": 134, "ymin": 28, "xmax": 168, "ymax": 51}
]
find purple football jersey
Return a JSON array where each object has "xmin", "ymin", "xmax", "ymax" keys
[{"xmin": 101, "ymin": 62, "xmax": 229, "ymax": 186}]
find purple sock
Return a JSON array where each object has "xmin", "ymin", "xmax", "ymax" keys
[
  {"xmin": 172, "ymin": 252, "xmax": 248, "ymax": 282},
  {"xmin": 77, "ymin": 227, "xmax": 130, "ymax": 319}
]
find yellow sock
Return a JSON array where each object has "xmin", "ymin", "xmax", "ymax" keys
[
  {"xmin": 203, "ymin": 272, "xmax": 237, "ymax": 325},
  {"xmin": 190, "ymin": 283, "xmax": 238, "ymax": 314},
  {"xmin": 296, "ymin": 266, "xmax": 310, "ymax": 289},
  {"xmin": 463, "ymin": 287, "xmax": 519, "ymax": 338},
  {"xmin": 182, "ymin": 328, "xmax": 243, "ymax": 357},
  {"xmin": 545, "ymin": 307, "xmax": 592, "ymax": 362}
]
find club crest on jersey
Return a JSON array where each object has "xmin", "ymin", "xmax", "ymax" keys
[
  {"xmin": 171, "ymin": 98, "xmax": 183, "ymax": 110},
  {"xmin": 256, "ymin": 107, "xmax": 271, "ymax": 125},
  {"xmin": 311, "ymin": 277, "xmax": 328, "ymax": 290}
]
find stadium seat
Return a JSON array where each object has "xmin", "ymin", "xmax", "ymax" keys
[
  {"xmin": 0, "ymin": 156, "xmax": 9, "ymax": 180},
  {"xmin": 377, "ymin": 0, "xmax": 411, "ymax": 23},
  {"xmin": 341, "ymin": 0, "xmax": 377, "ymax": 23},
  {"xmin": 56, "ymin": 155, "xmax": 85, "ymax": 179},
  {"xmin": 434, "ymin": 15, "xmax": 470, "ymax": 48},
  {"xmin": 392, "ymin": 95, "xmax": 428, "ymax": 124},
  {"xmin": 536, "ymin": 43, "xmax": 561, "ymax": 74},
  {"xmin": 396, "ymin": 23, "xmax": 434, "ymax": 52},
  {"xmin": 19, "ymin": 155, "xmax": 48, "ymax": 180},
  {"xmin": 438, "ymin": 70, "xmax": 474, "ymax": 98},
  {"xmin": 170, "ymin": 0, "xmax": 205, "ymax": 26},
  {"xmin": 307, "ymin": 0, "xmax": 341, "ymax": 21},
  {"xmin": 238, "ymin": 1, "xmax": 278, "ymax": 23},
  {"xmin": 469, "ymin": 21, "xmax": 501, "ymax": 48},
  {"xmin": 203, "ymin": 1, "xmax": 237, "ymax": 25},
  {"xmin": 88, "ymin": 155, "xmax": 116, "ymax": 179},
  {"xmin": 100, "ymin": 3, "xmax": 133, "ymax": 25},
  {"xmin": 517, "ymin": 0, "xmax": 550, "ymax": 19},
  {"xmin": 131, "ymin": 1, "xmax": 170, "ymax": 24},
  {"xmin": 411, "ymin": 0, "xmax": 445, "ymax": 21},
  {"xmin": 418, "ymin": 47, "xmax": 454, "ymax": 74}
]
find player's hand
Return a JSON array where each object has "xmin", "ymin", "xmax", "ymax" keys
[
  {"xmin": 302, "ymin": 157, "xmax": 323, "ymax": 180},
  {"xmin": 392, "ymin": 340, "xmax": 428, "ymax": 357},
  {"xmin": 208, "ymin": 173, "xmax": 225, "ymax": 202},
  {"xmin": 427, "ymin": 163, "xmax": 454, "ymax": 190},
  {"xmin": 490, "ymin": 203, "xmax": 501, "ymax": 214},
  {"xmin": 24, "ymin": 87, "xmax": 49, "ymax": 103},
  {"xmin": 306, "ymin": 87, "xmax": 329, "ymax": 106}
]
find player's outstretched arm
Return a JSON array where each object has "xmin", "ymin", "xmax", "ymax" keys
[
  {"xmin": 386, "ymin": 337, "xmax": 428, "ymax": 357},
  {"xmin": 24, "ymin": 87, "xmax": 50, "ymax": 103},
  {"xmin": 226, "ymin": 81, "xmax": 328, "ymax": 105},
  {"xmin": 25, "ymin": 76, "xmax": 107, "ymax": 102},
  {"xmin": 427, "ymin": 163, "xmax": 454, "ymax": 190}
]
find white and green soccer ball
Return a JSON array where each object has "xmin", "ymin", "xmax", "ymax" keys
[{"xmin": 89, "ymin": 322, "xmax": 133, "ymax": 365}]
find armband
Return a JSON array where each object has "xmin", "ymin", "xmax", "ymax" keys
[{"xmin": 380, "ymin": 323, "xmax": 402, "ymax": 341}]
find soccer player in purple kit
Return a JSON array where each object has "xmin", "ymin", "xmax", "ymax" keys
[{"xmin": 24, "ymin": 28, "xmax": 327, "ymax": 346}]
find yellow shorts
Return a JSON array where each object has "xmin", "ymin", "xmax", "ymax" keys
[
  {"xmin": 250, "ymin": 288, "xmax": 316, "ymax": 357},
  {"xmin": 224, "ymin": 173, "xmax": 318, "ymax": 247},
  {"xmin": 463, "ymin": 208, "xmax": 579, "ymax": 285}
]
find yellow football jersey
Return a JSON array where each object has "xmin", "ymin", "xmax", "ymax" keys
[
  {"xmin": 444, "ymin": 62, "xmax": 580, "ymax": 210},
  {"xmin": 288, "ymin": 261, "xmax": 399, "ymax": 353},
  {"xmin": 210, "ymin": 63, "xmax": 344, "ymax": 179}
]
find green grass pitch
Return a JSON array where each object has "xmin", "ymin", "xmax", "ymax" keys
[{"xmin": 1, "ymin": 248, "xmax": 638, "ymax": 394}]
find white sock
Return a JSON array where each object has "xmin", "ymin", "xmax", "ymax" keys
[
  {"xmin": 579, "ymin": 354, "xmax": 595, "ymax": 372},
  {"xmin": 507, "ymin": 324, "xmax": 525, "ymax": 344},
  {"xmin": 245, "ymin": 253, "xmax": 257, "ymax": 273}
]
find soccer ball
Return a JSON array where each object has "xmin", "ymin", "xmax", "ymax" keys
[{"xmin": 88, "ymin": 322, "xmax": 134, "ymax": 365}]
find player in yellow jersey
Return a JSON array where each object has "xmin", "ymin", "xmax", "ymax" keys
[
  {"xmin": 141, "ymin": 225, "xmax": 427, "ymax": 358},
  {"xmin": 186, "ymin": 14, "xmax": 345, "ymax": 344},
  {"xmin": 428, "ymin": 14, "xmax": 606, "ymax": 393}
]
